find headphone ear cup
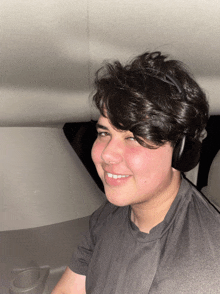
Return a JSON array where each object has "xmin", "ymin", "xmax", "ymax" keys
[{"xmin": 172, "ymin": 136, "xmax": 201, "ymax": 172}]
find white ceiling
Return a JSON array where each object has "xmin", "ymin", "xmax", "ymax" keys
[{"xmin": 1, "ymin": 0, "xmax": 220, "ymax": 120}]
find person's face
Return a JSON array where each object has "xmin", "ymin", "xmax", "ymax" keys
[{"xmin": 91, "ymin": 115, "xmax": 178, "ymax": 207}]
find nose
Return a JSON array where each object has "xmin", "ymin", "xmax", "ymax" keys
[{"xmin": 101, "ymin": 139, "xmax": 123, "ymax": 164}]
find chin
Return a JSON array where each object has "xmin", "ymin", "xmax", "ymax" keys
[
  {"xmin": 104, "ymin": 189, "xmax": 134, "ymax": 207},
  {"xmin": 107, "ymin": 198, "xmax": 130, "ymax": 207}
]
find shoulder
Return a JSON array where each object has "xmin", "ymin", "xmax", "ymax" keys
[
  {"xmin": 182, "ymin": 177, "xmax": 219, "ymax": 212},
  {"xmin": 190, "ymin": 182, "xmax": 220, "ymax": 218},
  {"xmin": 183, "ymin": 178, "xmax": 220, "ymax": 236}
]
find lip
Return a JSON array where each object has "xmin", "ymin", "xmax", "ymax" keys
[{"xmin": 104, "ymin": 171, "xmax": 131, "ymax": 186}]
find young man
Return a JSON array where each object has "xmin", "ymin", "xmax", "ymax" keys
[{"xmin": 52, "ymin": 51, "xmax": 220, "ymax": 293}]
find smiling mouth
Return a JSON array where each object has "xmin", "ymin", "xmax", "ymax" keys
[{"xmin": 107, "ymin": 173, "xmax": 130, "ymax": 179}]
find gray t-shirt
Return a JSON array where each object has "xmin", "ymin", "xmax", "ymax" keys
[{"xmin": 69, "ymin": 178, "xmax": 220, "ymax": 293}]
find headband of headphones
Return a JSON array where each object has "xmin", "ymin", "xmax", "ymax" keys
[{"xmin": 144, "ymin": 68, "xmax": 185, "ymax": 98}]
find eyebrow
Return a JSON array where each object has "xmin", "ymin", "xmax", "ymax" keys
[{"xmin": 96, "ymin": 123, "xmax": 109, "ymax": 130}]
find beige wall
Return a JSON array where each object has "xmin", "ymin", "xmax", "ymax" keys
[{"xmin": 1, "ymin": 127, "xmax": 104, "ymax": 231}]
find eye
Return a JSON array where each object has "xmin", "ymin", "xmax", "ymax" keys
[
  {"xmin": 125, "ymin": 136, "xmax": 140, "ymax": 146},
  {"xmin": 126, "ymin": 136, "xmax": 136, "ymax": 141},
  {"xmin": 97, "ymin": 131, "xmax": 110, "ymax": 138}
]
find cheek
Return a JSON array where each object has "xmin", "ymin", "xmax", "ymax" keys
[
  {"xmin": 156, "ymin": 146, "xmax": 173, "ymax": 169},
  {"xmin": 124, "ymin": 146, "xmax": 173, "ymax": 176},
  {"xmin": 123, "ymin": 148, "xmax": 148, "ymax": 173},
  {"xmin": 91, "ymin": 140, "xmax": 102, "ymax": 166}
]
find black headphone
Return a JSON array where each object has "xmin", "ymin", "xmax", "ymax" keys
[{"xmin": 145, "ymin": 69, "xmax": 202, "ymax": 172}]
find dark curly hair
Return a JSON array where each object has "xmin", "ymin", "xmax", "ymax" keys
[{"xmin": 93, "ymin": 51, "xmax": 209, "ymax": 148}]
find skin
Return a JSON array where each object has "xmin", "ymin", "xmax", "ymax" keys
[
  {"xmin": 51, "ymin": 267, "xmax": 86, "ymax": 294},
  {"xmin": 92, "ymin": 115, "xmax": 181, "ymax": 233}
]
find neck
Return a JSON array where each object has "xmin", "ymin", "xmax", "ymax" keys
[{"xmin": 131, "ymin": 171, "xmax": 181, "ymax": 234}]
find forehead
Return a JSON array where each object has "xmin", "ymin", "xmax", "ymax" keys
[
  {"xmin": 96, "ymin": 115, "xmax": 133, "ymax": 135},
  {"xmin": 97, "ymin": 115, "xmax": 111, "ymax": 126},
  {"xmin": 97, "ymin": 115, "xmax": 127, "ymax": 131}
]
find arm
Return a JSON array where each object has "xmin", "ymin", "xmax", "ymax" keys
[
  {"xmin": 52, "ymin": 203, "xmax": 108, "ymax": 294},
  {"xmin": 51, "ymin": 267, "xmax": 86, "ymax": 294}
]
